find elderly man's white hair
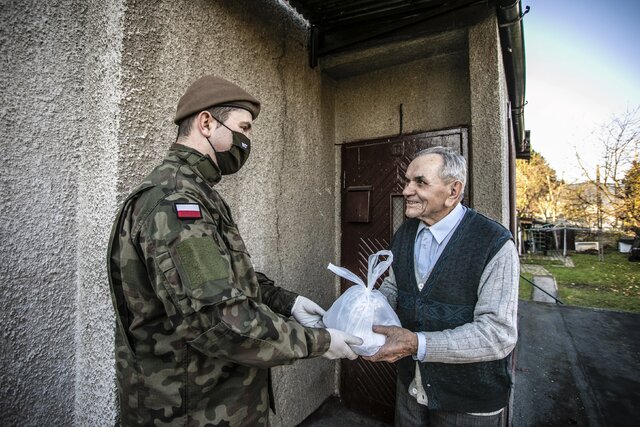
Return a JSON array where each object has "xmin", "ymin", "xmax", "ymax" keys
[{"xmin": 415, "ymin": 146, "xmax": 467, "ymax": 194}]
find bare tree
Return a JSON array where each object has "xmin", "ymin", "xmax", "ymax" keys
[
  {"xmin": 538, "ymin": 174, "xmax": 564, "ymax": 222},
  {"xmin": 576, "ymin": 106, "xmax": 640, "ymax": 231}
]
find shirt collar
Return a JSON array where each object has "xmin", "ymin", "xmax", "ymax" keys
[{"xmin": 417, "ymin": 202, "xmax": 466, "ymax": 244}]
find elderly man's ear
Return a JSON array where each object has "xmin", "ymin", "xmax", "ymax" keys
[{"xmin": 446, "ymin": 181, "xmax": 464, "ymax": 206}]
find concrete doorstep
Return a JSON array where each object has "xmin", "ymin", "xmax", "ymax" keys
[{"xmin": 531, "ymin": 275, "xmax": 559, "ymax": 303}]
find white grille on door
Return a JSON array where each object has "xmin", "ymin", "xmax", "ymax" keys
[{"xmin": 391, "ymin": 195, "xmax": 405, "ymax": 235}]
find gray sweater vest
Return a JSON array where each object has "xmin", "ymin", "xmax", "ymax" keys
[{"xmin": 391, "ymin": 208, "xmax": 513, "ymax": 413}]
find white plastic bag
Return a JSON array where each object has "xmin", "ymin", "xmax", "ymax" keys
[{"xmin": 323, "ymin": 250, "xmax": 401, "ymax": 356}]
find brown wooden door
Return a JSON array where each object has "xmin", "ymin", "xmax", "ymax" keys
[{"xmin": 340, "ymin": 128, "xmax": 468, "ymax": 423}]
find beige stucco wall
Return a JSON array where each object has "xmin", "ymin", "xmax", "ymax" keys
[
  {"xmin": 0, "ymin": 0, "xmax": 88, "ymax": 425},
  {"xmin": 75, "ymin": 1, "xmax": 125, "ymax": 425},
  {"xmin": 469, "ymin": 14, "xmax": 511, "ymax": 225},
  {"xmin": 334, "ymin": 52, "xmax": 471, "ymax": 143},
  {"xmin": 98, "ymin": 0, "xmax": 339, "ymax": 425},
  {"xmin": 1, "ymin": 0, "xmax": 337, "ymax": 426}
]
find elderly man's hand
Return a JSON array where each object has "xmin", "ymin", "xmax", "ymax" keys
[{"xmin": 363, "ymin": 325, "xmax": 418, "ymax": 363}]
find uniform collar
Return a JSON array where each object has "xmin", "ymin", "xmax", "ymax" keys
[{"xmin": 168, "ymin": 143, "xmax": 222, "ymax": 186}]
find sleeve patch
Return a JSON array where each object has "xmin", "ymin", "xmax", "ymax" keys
[
  {"xmin": 175, "ymin": 203, "xmax": 202, "ymax": 219},
  {"xmin": 174, "ymin": 237, "xmax": 229, "ymax": 288}
]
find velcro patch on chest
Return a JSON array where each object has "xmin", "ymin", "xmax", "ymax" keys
[{"xmin": 175, "ymin": 203, "xmax": 202, "ymax": 219}]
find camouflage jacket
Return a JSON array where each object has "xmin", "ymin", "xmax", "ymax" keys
[{"xmin": 107, "ymin": 144, "xmax": 330, "ymax": 426}]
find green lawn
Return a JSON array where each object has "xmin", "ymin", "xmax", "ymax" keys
[
  {"xmin": 520, "ymin": 250, "xmax": 640, "ymax": 313},
  {"xmin": 519, "ymin": 273, "xmax": 534, "ymax": 300}
]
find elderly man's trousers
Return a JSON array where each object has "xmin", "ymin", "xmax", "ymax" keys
[{"xmin": 394, "ymin": 378, "xmax": 505, "ymax": 427}]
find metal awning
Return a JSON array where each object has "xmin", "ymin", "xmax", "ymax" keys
[
  {"xmin": 284, "ymin": 0, "xmax": 530, "ymax": 158},
  {"xmin": 286, "ymin": 0, "xmax": 492, "ymax": 61}
]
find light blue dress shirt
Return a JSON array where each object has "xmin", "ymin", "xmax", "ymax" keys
[{"xmin": 413, "ymin": 202, "xmax": 467, "ymax": 361}]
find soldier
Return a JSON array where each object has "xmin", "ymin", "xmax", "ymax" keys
[{"xmin": 107, "ymin": 75, "xmax": 362, "ymax": 426}]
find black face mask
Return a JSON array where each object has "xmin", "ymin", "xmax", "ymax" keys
[{"xmin": 207, "ymin": 117, "xmax": 251, "ymax": 175}]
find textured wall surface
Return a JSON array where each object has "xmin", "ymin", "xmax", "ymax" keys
[
  {"xmin": 2, "ymin": 0, "xmax": 337, "ymax": 425},
  {"xmin": 335, "ymin": 52, "xmax": 471, "ymax": 143},
  {"xmin": 0, "ymin": 0, "xmax": 86, "ymax": 425},
  {"xmin": 111, "ymin": 1, "xmax": 338, "ymax": 426},
  {"xmin": 74, "ymin": 0, "xmax": 123, "ymax": 424},
  {"xmin": 468, "ymin": 14, "xmax": 510, "ymax": 224}
]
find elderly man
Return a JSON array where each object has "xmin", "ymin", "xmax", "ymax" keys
[
  {"xmin": 367, "ymin": 146, "xmax": 519, "ymax": 427},
  {"xmin": 107, "ymin": 75, "xmax": 361, "ymax": 426}
]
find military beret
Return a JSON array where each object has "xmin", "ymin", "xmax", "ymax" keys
[{"xmin": 174, "ymin": 75, "xmax": 261, "ymax": 124}]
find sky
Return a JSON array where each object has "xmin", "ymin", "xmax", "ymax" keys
[{"xmin": 524, "ymin": 0, "xmax": 640, "ymax": 182}]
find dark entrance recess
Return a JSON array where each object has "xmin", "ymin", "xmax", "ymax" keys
[
  {"xmin": 340, "ymin": 128, "xmax": 469, "ymax": 422},
  {"xmin": 284, "ymin": 0, "xmax": 529, "ymax": 159}
]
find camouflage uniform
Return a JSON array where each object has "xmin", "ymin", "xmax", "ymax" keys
[{"xmin": 107, "ymin": 143, "xmax": 331, "ymax": 426}]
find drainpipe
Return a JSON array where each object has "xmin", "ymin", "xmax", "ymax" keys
[
  {"xmin": 497, "ymin": 0, "xmax": 528, "ymax": 158},
  {"xmin": 509, "ymin": 116, "xmax": 517, "ymax": 238}
]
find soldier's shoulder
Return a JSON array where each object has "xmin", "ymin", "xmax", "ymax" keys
[
  {"xmin": 132, "ymin": 159, "xmax": 192, "ymax": 208},
  {"xmin": 135, "ymin": 187, "xmax": 207, "ymax": 221},
  {"xmin": 127, "ymin": 188, "xmax": 213, "ymax": 244}
]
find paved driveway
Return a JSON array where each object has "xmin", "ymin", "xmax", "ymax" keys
[
  {"xmin": 300, "ymin": 301, "xmax": 640, "ymax": 426},
  {"xmin": 513, "ymin": 301, "xmax": 640, "ymax": 426}
]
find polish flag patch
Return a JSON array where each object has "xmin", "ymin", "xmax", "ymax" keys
[{"xmin": 175, "ymin": 203, "xmax": 202, "ymax": 219}]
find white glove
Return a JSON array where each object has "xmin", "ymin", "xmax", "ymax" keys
[
  {"xmin": 323, "ymin": 329, "xmax": 363, "ymax": 360},
  {"xmin": 291, "ymin": 296, "xmax": 326, "ymax": 328}
]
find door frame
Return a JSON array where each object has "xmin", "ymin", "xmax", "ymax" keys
[{"xmin": 337, "ymin": 127, "xmax": 470, "ymax": 422}]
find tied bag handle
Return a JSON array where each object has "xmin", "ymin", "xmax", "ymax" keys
[{"xmin": 328, "ymin": 250, "xmax": 394, "ymax": 291}]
